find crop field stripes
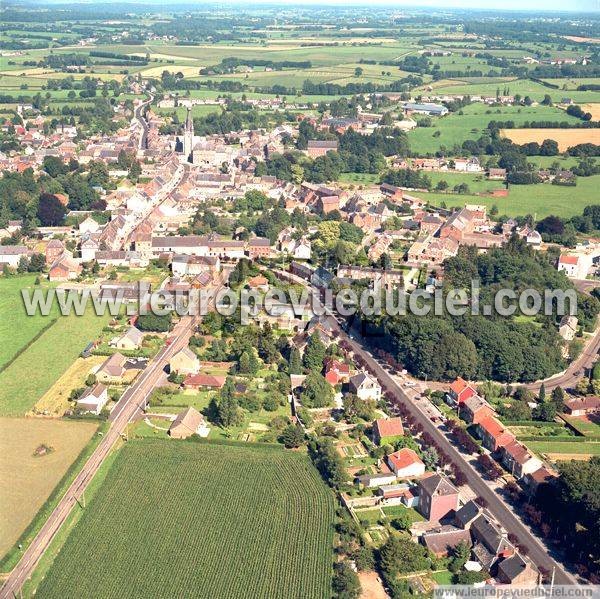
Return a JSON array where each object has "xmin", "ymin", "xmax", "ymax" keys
[{"xmin": 36, "ymin": 439, "xmax": 335, "ymax": 599}]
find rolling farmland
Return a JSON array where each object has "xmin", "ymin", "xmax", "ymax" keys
[
  {"xmin": 501, "ymin": 127, "xmax": 600, "ymax": 152},
  {"xmin": 36, "ymin": 439, "xmax": 335, "ymax": 599}
]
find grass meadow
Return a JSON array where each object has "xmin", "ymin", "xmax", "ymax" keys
[
  {"xmin": 0, "ymin": 306, "xmax": 110, "ymax": 417},
  {"xmin": 0, "ymin": 275, "xmax": 60, "ymax": 370},
  {"xmin": 406, "ymin": 102, "xmax": 582, "ymax": 155},
  {"xmin": 425, "ymin": 173, "xmax": 600, "ymax": 219}
]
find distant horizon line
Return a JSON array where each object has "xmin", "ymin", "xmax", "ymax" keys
[{"xmin": 9, "ymin": 0, "xmax": 600, "ymax": 14}]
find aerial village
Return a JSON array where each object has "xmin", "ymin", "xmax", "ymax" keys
[{"xmin": 1, "ymin": 72, "xmax": 599, "ymax": 596}]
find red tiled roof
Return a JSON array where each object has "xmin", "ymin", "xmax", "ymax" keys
[
  {"xmin": 183, "ymin": 374, "xmax": 226, "ymax": 388},
  {"xmin": 559, "ymin": 254, "xmax": 579, "ymax": 265},
  {"xmin": 375, "ymin": 417, "xmax": 404, "ymax": 438},
  {"xmin": 388, "ymin": 448, "xmax": 423, "ymax": 472}
]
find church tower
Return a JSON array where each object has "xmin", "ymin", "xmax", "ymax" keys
[{"xmin": 183, "ymin": 107, "xmax": 193, "ymax": 162}]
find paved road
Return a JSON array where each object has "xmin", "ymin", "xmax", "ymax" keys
[
  {"xmin": 0, "ymin": 316, "xmax": 195, "ymax": 598},
  {"xmin": 333, "ymin": 321, "xmax": 578, "ymax": 585},
  {"xmin": 134, "ymin": 93, "xmax": 153, "ymax": 150},
  {"xmin": 525, "ymin": 324, "xmax": 600, "ymax": 392}
]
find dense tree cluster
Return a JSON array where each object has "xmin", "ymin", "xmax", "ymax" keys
[{"xmin": 362, "ymin": 238, "xmax": 587, "ymax": 382}]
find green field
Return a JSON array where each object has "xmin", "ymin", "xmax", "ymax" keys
[
  {"xmin": 37, "ymin": 439, "xmax": 335, "ymax": 599},
  {"xmin": 407, "ymin": 102, "xmax": 581, "ymax": 155},
  {"xmin": 425, "ymin": 77, "xmax": 600, "ymax": 104},
  {"xmin": 562, "ymin": 416, "xmax": 600, "ymax": 437},
  {"xmin": 0, "ymin": 275, "xmax": 59, "ymax": 370},
  {"xmin": 426, "ymin": 173, "xmax": 600, "ymax": 218},
  {"xmin": 0, "ymin": 309, "xmax": 109, "ymax": 416},
  {"xmin": 527, "ymin": 440, "xmax": 600, "ymax": 456}
]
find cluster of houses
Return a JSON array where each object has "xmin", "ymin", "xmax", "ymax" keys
[
  {"xmin": 447, "ymin": 377, "xmax": 556, "ymax": 487},
  {"xmin": 558, "ymin": 242, "xmax": 600, "ymax": 281},
  {"xmin": 351, "ymin": 413, "xmax": 540, "ymax": 585}
]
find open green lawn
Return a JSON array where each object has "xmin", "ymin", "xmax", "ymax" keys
[
  {"xmin": 0, "ymin": 309, "xmax": 109, "ymax": 416},
  {"xmin": 426, "ymin": 171, "xmax": 505, "ymax": 194},
  {"xmin": 145, "ymin": 385, "xmax": 292, "ymax": 443},
  {"xmin": 36, "ymin": 439, "xmax": 335, "ymax": 599},
  {"xmin": 561, "ymin": 416, "xmax": 600, "ymax": 437},
  {"xmin": 407, "ymin": 102, "xmax": 581, "ymax": 155},
  {"xmin": 432, "ymin": 570, "xmax": 454, "ymax": 585},
  {"xmin": 339, "ymin": 172, "xmax": 380, "ymax": 185},
  {"xmin": 0, "ymin": 275, "xmax": 59, "ymax": 370},
  {"xmin": 381, "ymin": 504, "xmax": 425, "ymax": 523},
  {"xmin": 527, "ymin": 440, "xmax": 600, "ymax": 456},
  {"xmin": 426, "ymin": 173, "xmax": 600, "ymax": 218}
]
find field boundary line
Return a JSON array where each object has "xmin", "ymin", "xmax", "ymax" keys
[{"xmin": 0, "ymin": 316, "xmax": 58, "ymax": 376}]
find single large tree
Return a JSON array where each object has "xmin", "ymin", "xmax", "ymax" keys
[{"xmin": 37, "ymin": 193, "xmax": 66, "ymax": 226}]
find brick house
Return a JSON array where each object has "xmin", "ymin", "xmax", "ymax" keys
[
  {"xmin": 418, "ymin": 474, "xmax": 459, "ymax": 522},
  {"xmin": 460, "ymin": 394, "xmax": 494, "ymax": 425},
  {"xmin": 476, "ymin": 416, "xmax": 516, "ymax": 452},
  {"xmin": 306, "ymin": 140, "xmax": 338, "ymax": 158},
  {"xmin": 447, "ymin": 377, "xmax": 477, "ymax": 405}
]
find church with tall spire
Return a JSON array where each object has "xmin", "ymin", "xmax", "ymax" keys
[{"xmin": 182, "ymin": 107, "xmax": 193, "ymax": 162}]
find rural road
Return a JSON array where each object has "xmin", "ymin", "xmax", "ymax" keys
[
  {"xmin": 333, "ymin": 320, "xmax": 579, "ymax": 585},
  {"xmin": 0, "ymin": 315, "xmax": 195, "ymax": 598}
]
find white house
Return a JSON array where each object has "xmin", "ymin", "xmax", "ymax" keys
[
  {"xmin": 559, "ymin": 315, "xmax": 578, "ymax": 341},
  {"xmin": 293, "ymin": 240, "xmax": 312, "ymax": 260},
  {"xmin": 80, "ymin": 237, "xmax": 99, "ymax": 262},
  {"xmin": 0, "ymin": 246, "xmax": 29, "ymax": 269},
  {"xmin": 387, "ymin": 448, "xmax": 426, "ymax": 478},
  {"xmin": 79, "ymin": 216, "xmax": 100, "ymax": 235},
  {"xmin": 349, "ymin": 372, "xmax": 382, "ymax": 401},
  {"xmin": 76, "ymin": 383, "xmax": 109, "ymax": 415},
  {"xmin": 557, "ymin": 253, "xmax": 592, "ymax": 279},
  {"xmin": 115, "ymin": 326, "xmax": 144, "ymax": 350}
]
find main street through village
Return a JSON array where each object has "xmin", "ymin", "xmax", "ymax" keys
[
  {"xmin": 272, "ymin": 265, "xmax": 583, "ymax": 586},
  {"xmin": 334, "ymin": 321, "xmax": 579, "ymax": 585}
]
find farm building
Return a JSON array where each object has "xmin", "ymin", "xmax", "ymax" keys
[{"xmin": 563, "ymin": 396, "xmax": 600, "ymax": 416}]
